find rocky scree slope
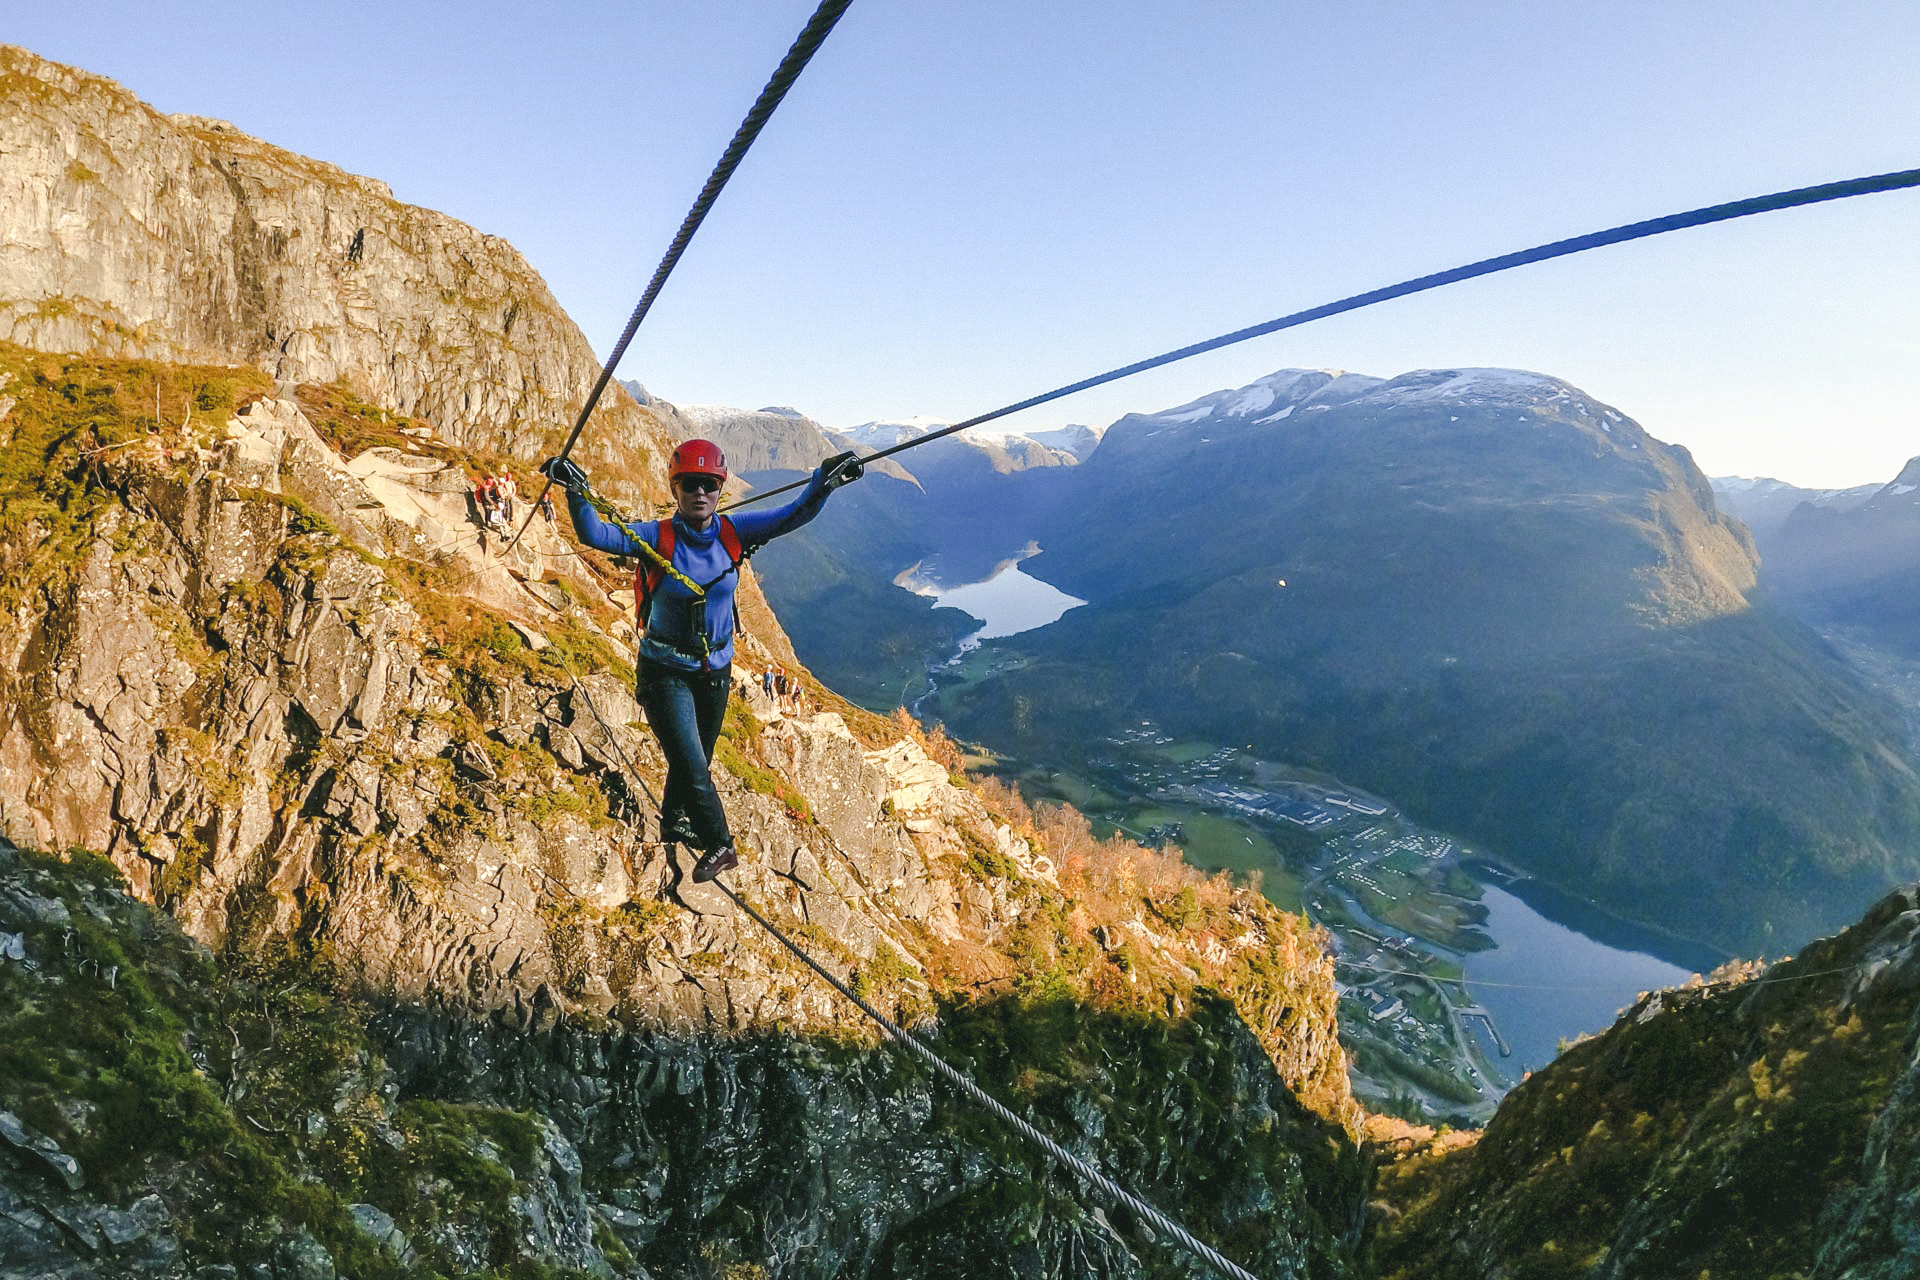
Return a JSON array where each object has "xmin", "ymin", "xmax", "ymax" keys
[
  {"xmin": 934, "ymin": 367, "xmax": 1920, "ymax": 955},
  {"xmin": 1370, "ymin": 879, "xmax": 1920, "ymax": 1279}
]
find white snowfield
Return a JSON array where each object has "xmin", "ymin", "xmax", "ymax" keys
[{"xmin": 1133, "ymin": 367, "xmax": 1604, "ymax": 435}]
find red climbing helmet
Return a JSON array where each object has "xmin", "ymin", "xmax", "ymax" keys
[{"xmin": 668, "ymin": 439, "xmax": 729, "ymax": 486}]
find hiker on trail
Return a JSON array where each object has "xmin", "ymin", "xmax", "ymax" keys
[
  {"xmin": 761, "ymin": 667, "xmax": 776, "ymax": 700},
  {"xmin": 540, "ymin": 439, "xmax": 864, "ymax": 882},
  {"xmin": 481, "ymin": 475, "xmax": 511, "ymax": 540},
  {"xmin": 499, "ymin": 471, "xmax": 519, "ymax": 523},
  {"xmin": 472, "ymin": 473, "xmax": 500, "ymax": 546}
]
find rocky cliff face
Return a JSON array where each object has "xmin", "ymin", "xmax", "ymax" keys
[
  {"xmin": 0, "ymin": 341, "xmax": 1354, "ymax": 1087},
  {"xmin": 0, "ymin": 46, "xmax": 1366, "ymax": 1279},
  {"xmin": 0, "ymin": 44, "xmax": 664, "ymax": 498},
  {"xmin": 0, "ymin": 340, "xmax": 1363, "ymax": 1277},
  {"xmin": 0, "ymin": 838, "xmax": 1369, "ymax": 1280}
]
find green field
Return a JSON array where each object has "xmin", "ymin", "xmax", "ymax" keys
[
  {"xmin": 1106, "ymin": 803, "xmax": 1302, "ymax": 912},
  {"xmin": 992, "ymin": 759, "xmax": 1306, "ymax": 913}
]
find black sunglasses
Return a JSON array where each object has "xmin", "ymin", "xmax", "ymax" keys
[{"xmin": 676, "ymin": 476, "xmax": 722, "ymax": 494}]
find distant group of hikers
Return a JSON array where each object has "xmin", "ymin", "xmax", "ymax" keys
[
  {"xmin": 758, "ymin": 664, "xmax": 808, "ymax": 717},
  {"xmin": 470, "ymin": 469, "xmax": 554, "ymax": 551}
]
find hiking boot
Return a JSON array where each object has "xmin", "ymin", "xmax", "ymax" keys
[
  {"xmin": 661, "ymin": 813, "xmax": 699, "ymax": 846},
  {"xmin": 692, "ymin": 843, "xmax": 738, "ymax": 883}
]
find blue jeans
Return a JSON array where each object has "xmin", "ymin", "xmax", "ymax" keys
[{"xmin": 638, "ymin": 659, "xmax": 732, "ymax": 851}]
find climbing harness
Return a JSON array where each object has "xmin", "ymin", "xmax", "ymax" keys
[
  {"xmin": 562, "ymin": 649, "xmax": 1266, "ymax": 1280},
  {"xmin": 726, "ymin": 165, "xmax": 1920, "ymax": 512},
  {"xmin": 629, "ymin": 512, "xmax": 755, "ymax": 666},
  {"xmin": 511, "ymin": 0, "xmax": 855, "ymax": 553}
]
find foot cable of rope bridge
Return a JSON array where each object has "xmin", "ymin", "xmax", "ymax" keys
[
  {"xmin": 558, "ymin": 652, "xmax": 1264, "ymax": 1278},
  {"xmin": 715, "ymin": 880, "xmax": 1268, "ymax": 1280}
]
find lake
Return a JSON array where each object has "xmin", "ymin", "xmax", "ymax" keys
[
  {"xmin": 1461, "ymin": 881, "xmax": 1699, "ymax": 1077},
  {"xmin": 928, "ymin": 561, "xmax": 1086, "ymax": 646}
]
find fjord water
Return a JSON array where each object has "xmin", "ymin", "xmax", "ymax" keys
[
  {"xmin": 1462, "ymin": 882, "xmax": 1697, "ymax": 1076},
  {"xmin": 921, "ymin": 557, "xmax": 1712, "ymax": 1085},
  {"xmin": 929, "ymin": 561, "xmax": 1085, "ymax": 644}
]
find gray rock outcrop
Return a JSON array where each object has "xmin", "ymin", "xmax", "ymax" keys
[{"xmin": 0, "ymin": 44, "xmax": 664, "ymax": 485}]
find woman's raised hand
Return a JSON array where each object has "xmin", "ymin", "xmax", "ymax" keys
[
  {"xmin": 818, "ymin": 451, "xmax": 865, "ymax": 490},
  {"xmin": 539, "ymin": 456, "xmax": 592, "ymax": 494}
]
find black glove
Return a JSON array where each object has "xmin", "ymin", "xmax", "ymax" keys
[
  {"xmin": 818, "ymin": 450, "xmax": 865, "ymax": 491},
  {"xmin": 539, "ymin": 455, "xmax": 591, "ymax": 495}
]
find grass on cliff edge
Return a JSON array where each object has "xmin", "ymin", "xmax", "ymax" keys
[
  {"xmin": 1367, "ymin": 909, "xmax": 1917, "ymax": 1279},
  {"xmin": 0, "ymin": 342, "xmax": 269, "ymax": 607}
]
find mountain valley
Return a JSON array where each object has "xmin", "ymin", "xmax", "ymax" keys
[
  {"xmin": 702, "ymin": 368, "xmax": 1920, "ymax": 960},
  {"xmin": 5, "ymin": 39, "xmax": 1920, "ymax": 1280}
]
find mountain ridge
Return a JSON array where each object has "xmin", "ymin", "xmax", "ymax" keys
[{"xmin": 924, "ymin": 367, "xmax": 1920, "ymax": 956}]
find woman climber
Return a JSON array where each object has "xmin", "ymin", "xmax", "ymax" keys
[{"xmin": 539, "ymin": 440, "xmax": 863, "ymax": 882}]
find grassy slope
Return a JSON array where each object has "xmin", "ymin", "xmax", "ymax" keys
[{"xmin": 1369, "ymin": 890, "xmax": 1920, "ymax": 1278}]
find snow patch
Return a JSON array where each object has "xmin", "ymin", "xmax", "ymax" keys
[
  {"xmin": 846, "ymin": 416, "xmax": 952, "ymax": 448},
  {"xmin": 1223, "ymin": 384, "xmax": 1277, "ymax": 417},
  {"xmin": 1893, "ymin": 484, "xmax": 1917, "ymax": 496},
  {"xmin": 1255, "ymin": 404, "xmax": 1296, "ymax": 423}
]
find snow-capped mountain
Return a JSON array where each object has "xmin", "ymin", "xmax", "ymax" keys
[
  {"xmin": 1096, "ymin": 367, "xmax": 1648, "ymax": 472},
  {"xmin": 843, "ymin": 417, "xmax": 952, "ymax": 451},
  {"xmin": 1711, "ymin": 474, "xmax": 1881, "ymax": 544},
  {"xmin": 1022, "ymin": 424, "xmax": 1103, "ymax": 460}
]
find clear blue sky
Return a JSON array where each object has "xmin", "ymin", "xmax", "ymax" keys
[{"xmin": 16, "ymin": 2, "xmax": 1920, "ymax": 486}]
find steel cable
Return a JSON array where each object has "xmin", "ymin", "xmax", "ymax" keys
[
  {"xmin": 558, "ymin": 651, "xmax": 1264, "ymax": 1279},
  {"xmin": 511, "ymin": 0, "xmax": 856, "ymax": 552},
  {"xmin": 727, "ymin": 165, "xmax": 1920, "ymax": 511},
  {"xmin": 716, "ymin": 882, "xmax": 1267, "ymax": 1280}
]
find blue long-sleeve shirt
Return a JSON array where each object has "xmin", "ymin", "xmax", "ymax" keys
[{"xmin": 566, "ymin": 472, "xmax": 833, "ymax": 671}]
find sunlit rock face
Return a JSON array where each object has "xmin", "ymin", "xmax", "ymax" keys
[{"xmin": 0, "ymin": 43, "xmax": 665, "ymax": 480}]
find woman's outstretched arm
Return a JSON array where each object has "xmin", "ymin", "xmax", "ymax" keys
[
  {"xmin": 729, "ymin": 452, "xmax": 862, "ymax": 545},
  {"xmin": 563, "ymin": 488, "xmax": 650, "ymax": 556}
]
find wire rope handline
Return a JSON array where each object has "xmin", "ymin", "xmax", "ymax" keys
[
  {"xmin": 509, "ymin": 0, "xmax": 856, "ymax": 553},
  {"xmin": 727, "ymin": 165, "xmax": 1920, "ymax": 512},
  {"xmin": 555, "ymin": 640, "xmax": 1265, "ymax": 1280}
]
